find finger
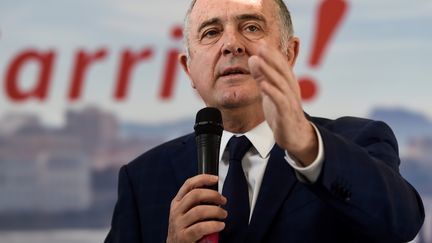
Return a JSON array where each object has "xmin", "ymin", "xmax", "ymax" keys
[
  {"xmin": 249, "ymin": 52, "xmax": 301, "ymax": 101},
  {"xmin": 255, "ymin": 53, "xmax": 298, "ymax": 96},
  {"xmin": 174, "ymin": 174, "xmax": 218, "ymax": 202},
  {"xmin": 181, "ymin": 205, "xmax": 227, "ymax": 228},
  {"xmin": 178, "ymin": 189, "xmax": 226, "ymax": 214},
  {"xmin": 256, "ymin": 41, "xmax": 294, "ymax": 82},
  {"xmin": 259, "ymin": 81, "xmax": 293, "ymax": 114},
  {"xmin": 183, "ymin": 221, "xmax": 225, "ymax": 242},
  {"xmin": 248, "ymin": 55, "xmax": 290, "ymax": 95},
  {"xmin": 256, "ymin": 41, "xmax": 302, "ymax": 98}
]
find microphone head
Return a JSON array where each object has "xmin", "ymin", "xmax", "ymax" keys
[{"xmin": 194, "ymin": 107, "xmax": 223, "ymax": 136}]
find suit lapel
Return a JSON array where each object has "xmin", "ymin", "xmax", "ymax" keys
[
  {"xmin": 246, "ymin": 145, "xmax": 298, "ymax": 242},
  {"xmin": 169, "ymin": 134, "xmax": 198, "ymax": 186}
]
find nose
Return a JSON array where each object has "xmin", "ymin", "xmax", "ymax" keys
[
  {"xmin": 223, "ymin": 44, "xmax": 244, "ymax": 56},
  {"xmin": 221, "ymin": 30, "xmax": 245, "ymax": 56}
]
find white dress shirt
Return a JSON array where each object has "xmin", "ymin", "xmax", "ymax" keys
[{"xmin": 218, "ymin": 121, "xmax": 324, "ymax": 220}]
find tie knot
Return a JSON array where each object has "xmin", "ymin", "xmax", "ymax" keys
[{"xmin": 228, "ymin": 135, "xmax": 252, "ymax": 162}]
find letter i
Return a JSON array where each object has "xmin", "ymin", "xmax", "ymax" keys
[{"xmin": 159, "ymin": 25, "xmax": 183, "ymax": 100}]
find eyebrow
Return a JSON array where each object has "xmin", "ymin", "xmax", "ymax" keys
[
  {"xmin": 235, "ymin": 13, "xmax": 266, "ymax": 23},
  {"xmin": 197, "ymin": 17, "xmax": 222, "ymax": 35},
  {"xmin": 196, "ymin": 13, "xmax": 266, "ymax": 34}
]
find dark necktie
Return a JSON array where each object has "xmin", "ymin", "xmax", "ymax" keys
[{"xmin": 220, "ymin": 135, "xmax": 252, "ymax": 242}]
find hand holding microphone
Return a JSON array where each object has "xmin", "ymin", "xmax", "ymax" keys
[{"xmin": 166, "ymin": 107, "xmax": 226, "ymax": 243}]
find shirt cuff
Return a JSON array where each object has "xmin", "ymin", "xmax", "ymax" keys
[{"xmin": 284, "ymin": 123, "xmax": 324, "ymax": 184}]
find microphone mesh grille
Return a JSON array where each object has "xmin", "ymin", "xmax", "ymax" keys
[{"xmin": 194, "ymin": 107, "xmax": 223, "ymax": 136}]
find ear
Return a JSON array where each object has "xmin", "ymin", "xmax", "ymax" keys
[
  {"xmin": 286, "ymin": 37, "xmax": 300, "ymax": 67},
  {"xmin": 179, "ymin": 53, "xmax": 196, "ymax": 89}
]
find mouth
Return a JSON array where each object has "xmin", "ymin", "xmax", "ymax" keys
[{"xmin": 218, "ymin": 67, "xmax": 250, "ymax": 78}]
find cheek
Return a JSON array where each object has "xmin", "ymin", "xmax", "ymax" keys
[
  {"xmin": 189, "ymin": 65, "xmax": 212, "ymax": 96},
  {"xmin": 190, "ymin": 66, "xmax": 212, "ymax": 89},
  {"xmin": 189, "ymin": 55, "xmax": 217, "ymax": 85}
]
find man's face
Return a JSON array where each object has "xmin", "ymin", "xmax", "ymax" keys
[{"xmin": 181, "ymin": 0, "xmax": 288, "ymax": 110}]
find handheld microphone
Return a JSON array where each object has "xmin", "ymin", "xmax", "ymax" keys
[{"xmin": 194, "ymin": 107, "xmax": 223, "ymax": 243}]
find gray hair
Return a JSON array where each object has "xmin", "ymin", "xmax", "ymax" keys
[{"xmin": 183, "ymin": 0, "xmax": 294, "ymax": 57}]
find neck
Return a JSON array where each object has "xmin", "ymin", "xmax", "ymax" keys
[{"xmin": 220, "ymin": 104, "xmax": 265, "ymax": 133}]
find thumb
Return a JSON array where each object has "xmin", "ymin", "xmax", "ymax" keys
[{"xmin": 248, "ymin": 55, "xmax": 266, "ymax": 83}]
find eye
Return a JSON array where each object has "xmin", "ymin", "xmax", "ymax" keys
[
  {"xmin": 245, "ymin": 25, "xmax": 260, "ymax": 32},
  {"xmin": 242, "ymin": 22, "xmax": 264, "ymax": 40},
  {"xmin": 202, "ymin": 29, "xmax": 220, "ymax": 39},
  {"xmin": 200, "ymin": 27, "xmax": 222, "ymax": 45}
]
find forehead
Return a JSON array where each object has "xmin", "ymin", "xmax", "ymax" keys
[{"xmin": 189, "ymin": 0, "xmax": 276, "ymax": 27}]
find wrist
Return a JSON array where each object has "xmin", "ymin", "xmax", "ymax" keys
[{"xmin": 287, "ymin": 122, "xmax": 318, "ymax": 167}]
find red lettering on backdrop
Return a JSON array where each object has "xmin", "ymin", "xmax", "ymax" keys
[
  {"xmin": 5, "ymin": 49, "xmax": 55, "ymax": 102},
  {"xmin": 114, "ymin": 48, "xmax": 153, "ymax": 100},
  {"xmin": 3, "ymin": 9, "xmax": 348, "ymax": 104},
  {"xmin": 68, "ymin": 48, "xmax": 108, "ymax": 101},
  {"xmin": 159, "ymin": 26, "xmax": 183, "ymax": 100}
]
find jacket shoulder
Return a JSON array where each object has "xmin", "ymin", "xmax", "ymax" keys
[
  {"xmin": 310, "ymin": 116, "xmax": 374, "ymax": 128},
  {"xmin": 310, "ymin": 115, "xmax": 399, "ymax": 153},
  {"xmin": 125, "ymin": 133, "xmax": 195, "ymax": 175},
  {"xmin": 310, "ymin": 116, "xmax": 394, "ymax": 135}
]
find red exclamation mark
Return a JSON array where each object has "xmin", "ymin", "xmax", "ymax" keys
[{"xmin": 298, "ymin": 0, "xmax": 349, "ymax": 101}]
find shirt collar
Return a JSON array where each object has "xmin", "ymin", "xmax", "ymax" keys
[{"xmin": 219, "ymin": 121, "xmax": 275, "ymax": 161}]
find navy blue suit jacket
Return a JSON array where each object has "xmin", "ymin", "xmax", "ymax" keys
[{"xmin": 105, "ymin": 116, "xmax": 424, "ymax": 243}]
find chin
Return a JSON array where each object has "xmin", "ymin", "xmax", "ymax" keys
[{"xmin": 217, "ymin": 90, "xmax": 261, "ymax": 109}]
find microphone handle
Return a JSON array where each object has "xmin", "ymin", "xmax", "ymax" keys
[
  {"xmin": 196, "ymin": 134, "xmax": 220, "ymax": 243},
  {"xmin": 199, "ymin": 233, "xmax": 219, "ymax": 243},
  {"xmin": 196, "ymin": 134, "xmax": 220, "ymax": 176}
]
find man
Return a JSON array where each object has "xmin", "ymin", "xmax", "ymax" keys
[{"xmin": 105, "ymin": 0, "xmax": 424, "ymax": 242}]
